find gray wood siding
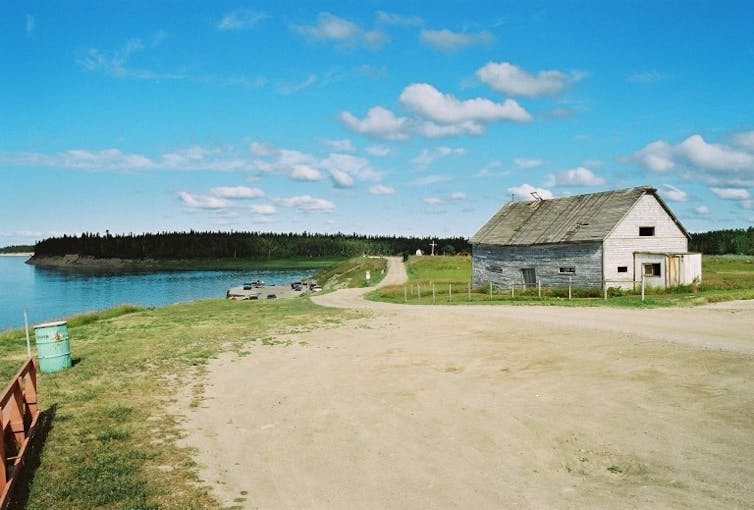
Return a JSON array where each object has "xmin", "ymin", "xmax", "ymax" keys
[{"xmin": 472, "ymin": 242, "xmax": 603, "ymax": 288}]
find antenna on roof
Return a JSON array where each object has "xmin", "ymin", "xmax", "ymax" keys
[{"xmin": 530, "ymin": 191, "xmax": 542, "ymax": 201}]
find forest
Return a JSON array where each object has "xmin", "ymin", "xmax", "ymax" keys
[
  {"xmin": 32, "ymin": 231, "xmax": 471, "ymax": 260},
  {"xmin": 21, "ymin": 227, "xmax": 754, "ymax": 259}
]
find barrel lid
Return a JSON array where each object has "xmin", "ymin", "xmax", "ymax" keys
[{"xmin": 33, "ymin": 320, "xmax": 67, "ymax": 328}]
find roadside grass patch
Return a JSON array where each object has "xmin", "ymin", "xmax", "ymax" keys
[
  {"xmin": 0, "ymin": 296, "xmax": 351, "ymax": 509},
  {"xmin": 370, "ymin": 255, "xmax": 754, "ymax": 307},
  {"xmin": 315, "ymin": 256, "xmax": 388, "ymax": 288}
]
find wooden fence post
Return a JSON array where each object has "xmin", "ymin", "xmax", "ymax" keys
[
  {"xmin": 448, "ymin": 283, "xmax": 452, "ymax": 302},
  {"xmin": 432, "ymin": 284, "xmax": 435, "ymax": 304},
  {"xmin": 568, "ymin": 277, "xmax": 572, "ymax": 300},
  {"xmin": 538, "ymin": 279, "xmax": 541, "ymax": 298}
]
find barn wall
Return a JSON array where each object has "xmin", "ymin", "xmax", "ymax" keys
[
  {"xmin": 603, "ymin": 194, "xmax": 688, "ymax": 288},
  {"xmin": 472, "ymin": 242, "xmax": 603, "ymax": 288}
]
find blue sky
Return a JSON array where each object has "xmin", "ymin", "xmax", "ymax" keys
[{"xmin": 2, "ymin": 1, "xmax": 753, "ymax": 247}]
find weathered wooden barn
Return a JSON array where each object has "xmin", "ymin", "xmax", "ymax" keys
[{"xmin": 471, "ymin": 186, "xmax": 702, "ymax": 290}]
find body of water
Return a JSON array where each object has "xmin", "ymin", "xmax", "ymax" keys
[{"xmin": 0, "ymin": 255, "xmax": 316, "ymax": 332}]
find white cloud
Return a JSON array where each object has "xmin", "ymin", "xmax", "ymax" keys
[
  {"xmin": 412, "ymin": 174, "xmax": 452, "ymax": 185},
  {"xmin": 217, "ymin": 9, "xmax": 267, "ymax": 31},
  {"xmin": 659, "ymin": 184, "xmax": 688, "ymax": 202},
  {"xmin": 476, "ymin": 62, "xmax": 572, "ymax": 97},
  {"xmin": 514, "ymin": 157, "xmax": 544, "ymax": 169},
  {"xmin": 366, "ymin": 144, "xmax": 391, "ymax": 157},
  {"xmin": 507, "ymin": 183, "xmax": 554, "ymax": 200},
  {"xmin": 627, "ymin": 70, "xmax": 664, "ymax": 84},
  {"xmin": 420, "ymin": 29, "xmax": 493, "ymax": 52},
  {"xmin": 292, "ymin": 12, "xmax": 387, "ymax": 49},
  {"xmin": 326, "ymin": 139, "xmax": 355, "ymax": 152},
  {"xmin": 412, "ymin": 146, "xmax": 465, "ymax": 166},
  {"xmin": 450, "ymin": 192, "xmax": 467, "ymax": 200},
  {"xmin": 210, "ymin": 186, "xmax": 265, "ymax": 199},
  {"xmin": 732, "ymin": 131, "xmax": 754, "ymax": 150},
  {"xmin": 710, "ymin": 187, "xmax": 751, "ymax": 200},
  {"xmin": 694, "ymin": 205, "xmax": 710, "ymax": 215},
  {"xmin": 546, "ymin": 167, "xmax": 605, "ymax": 186},
  {"xmin": 178, "ymin": 191, "xmax": 231, "ymax": 209},
  {"xmin": 633, "ymin": 133, "xmax": 754, "ymax": 185},
  {"xmin": 329, "ymin": 168, "xmax": 355, "ymax": 188},
  {"xmin": 249, "ymin": 141, "xmax": 278, "ymax": 157},
  {"xmin": 413, "ymin": 120, "xmax": 484, "ymax": 138},
  {"xmin": 369, "ymin": 184, "xmax": 395, "ymax": 195},
  {"xmin": 250, "ymin": 204, "xmax": 276, "ymax": 215},
  {"xmin": 423, "ymin": 197, "xmax": 445, "ymax": 205},
  {"xmin": 376, "ymin": 11, "xmax": 423, "ymax": 26},
  {"xmin": 276, "ymin": 195, "xmax": 335, "ymax": 212},
  {"xmin": 290, "ymin": 164, "xmax": 323, "ymax": 181},
  {"xmin": 321, "ymin": 153, "xmax": 380, "ymax": 181},
  {"xmin": 339, "ymin": 106, "xmax": 410, "ymax": 140},
  {"xmin": 399, "ymin": 83, "xmax": 531, "ymax": 124},
  {"xmin": 77, "ymin": 36, "xmax": 184, "ymax": 81}
]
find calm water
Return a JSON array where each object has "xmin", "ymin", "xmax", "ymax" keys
[{"xmin": 0, "ymin": 256, "xmax": 316, "ymax": 332}]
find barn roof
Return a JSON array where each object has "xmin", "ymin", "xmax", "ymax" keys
[{"xmin": 471, "ymin": 186, "xmax": 690, "ymax": 246}]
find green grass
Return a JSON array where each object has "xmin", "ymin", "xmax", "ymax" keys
[
  {"xmin": 314, "ymin": 256, "xmax": 388, "ymax": 288},
  {"xmin": 370, "ymin": 254, "xmax": 754, "ymax": 307},
  {"xmin": 0, "ymin": 297, "xmax": 357, "ymax": 509}
]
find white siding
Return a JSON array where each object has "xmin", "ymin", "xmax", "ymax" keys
[{"xmin": 603, "ymin": 194, "xmax": 688, "ymax": 288}]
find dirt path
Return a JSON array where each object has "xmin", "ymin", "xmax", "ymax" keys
[{"xmin": 181, "ymin": 257, "xmax": 754, "ymax": 509}]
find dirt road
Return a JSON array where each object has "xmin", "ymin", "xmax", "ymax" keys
[{"xmin": 181, "ymin": 257, "xmax": 754, "ymax": 509}]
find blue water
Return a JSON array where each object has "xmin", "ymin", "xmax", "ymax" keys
[{"xmin": 0, "ymin": 256, "xmax": 316, "ymax": 332}]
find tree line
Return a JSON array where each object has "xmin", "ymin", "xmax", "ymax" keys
[
  {"xmin": 689, "ymin": 227, "xmax": 754, "ymax": 255},
  {"xmin": 32, "ymin": 231, "xmax": 471, "ymax": 260}
]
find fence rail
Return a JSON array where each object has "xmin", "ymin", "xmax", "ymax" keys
[{"xmin": 0, "ymin": 358, "xmax": 39, "ymax": 510}]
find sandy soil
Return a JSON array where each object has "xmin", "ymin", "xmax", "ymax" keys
[{"xmin": 179, "ymin": 257, "xmax": 754, "ymax": 509}]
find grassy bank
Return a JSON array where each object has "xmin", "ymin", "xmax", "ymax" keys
[
  {"xmin": 0, "ymin": 298, "xmax": 357, "ymax": 509},
  {"xmin": 370, "ymin": 255, "xmax": 754, "ymax": 307},
  {"xmin": 315, "ymin": 256, "xmax": 388, "ymax": 288}
]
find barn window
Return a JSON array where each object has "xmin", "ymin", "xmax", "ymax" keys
[
  {"xmin": 643, "ymin": 263, "xmax": 661, "ymax": 277},
  {"xmin": 617, "ymin": 266, "xmax": 628, "ymax": 273},
  {"xmin": 559, "ymin": 267, "xmax": 575, "ymax": 274},
  {"xmin": 639, "ymin": 226, "xmax": 655, "ymax": 236}
]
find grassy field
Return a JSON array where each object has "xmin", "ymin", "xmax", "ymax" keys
[
  {"xmin": 371, "ymin": 255, "xmax": 754, "ymax": 307},
  {"xmin": 314, "ymin": 256, "xmax": 387, "ymax": 289},
  {"xmin": 0, "ymin": 298, "xmax": 358, "ymax": 509}
]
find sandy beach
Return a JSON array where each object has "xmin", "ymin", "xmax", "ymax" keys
[{"xmin": 179, "ymin": 257, "xmax": 754, "ymax": 509}]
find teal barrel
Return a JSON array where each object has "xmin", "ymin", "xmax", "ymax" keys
[{"xmin": 33, "ymin": 321, "xmax": 72, "ymax": 373}]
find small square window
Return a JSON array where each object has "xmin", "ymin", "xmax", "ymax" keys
[
  {"xmin": 643, "ymin": 263, "xmax": 661, "ymax": 277},
  {"xmin": 559, "ymin": 267, "xmax": 575, "ymax": 274},
  {"xmin": 639, "ymin": 226, "xmax": 655, "ymax": 236},
  {"xmin": 617, "ymin": 266, "xmax": 628, "ymax": 273}
]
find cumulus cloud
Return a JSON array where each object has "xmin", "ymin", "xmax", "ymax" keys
[
  {"xmin": 710, "ymin": 187, "xmax": 751, "ymax": 200},
  {"xmin": 339, "ymin": 106, "xmax": 410, "ymax": 140},
  {"xmin": 366, "ymin": 144, "xmax": 391, "ymax": 157},
  {"xmin": 399, "ymin": 83, "xmax": 531, "ymax": 124},
  {"xmin": 322, "ymin": 153, "xmax": 380, "ymax": 182},
  {"xmin": 217, "ymin": 9, "xmax": 267, "ymax": 31},
  {"xmin": 476, "ymin": 62, "xmax": 573, "ymax": 97},
  {"xmin": 694, "ymin": 205, "xmax": 710, "ymax": 215},
  {"xmin": 178, "ymin": 191, "xmax": 231, "ymax": 209},
  {"xmin": 276, "ymin": 195, "xmax": 335, "ymax": 212},
  {"xmin": 369, "ymin": 184, "xmax": 395, "ymax": 195},
  {"xmin": 450, "ymin": 192, "xmax": 467, "ymax": 200},
  {"xmin": 326, "ymin": 139, "xmax": 355, "ymax": 152},
  {"xmin": 210, "ymin": 186, "xmax": 265, "ymax": 199},
  {"xmin": 507, "ymin": 183, "xmax": 554, "ymax": 200},
  {"xmin": 249, "ymin": 204, "xmax": 276, "ymax": 215},
  {"xmin": 514, "ymin": 157, "xmax": 544, "ymax": 169},
  {"xmin": 291, "ymin": 12, "xmax": 387, "ymax": 49},
  {"xmin": 659, "ymin": 184, "xmax": 688, "ymax": 202},
  {"xmin": 546, "ymin": 167, "xmax": 605, "ymax": 186},
  {"xmin": 420, "ymin": 29, "xmax": 493, "ymax": 52},
  {"xmin": 290, "ymin": 164, "xmax": 323, "ymax": 181},
  {"xmin": 412, "ymin": 146, "xmax": 465, "ymax": 167},
  {"xmin": 329, "ymin": 168, "xmax": 355, "ymax": 188},
  {"xmin": 249, "ymin": 141, "xmax": 278, "ymax": 157},
  {"xmin": 732, "ymin": 131, "xmax": 754, "ymax": 150},
  {"xmin": 412, "ymin": 174, "xmax": 452, "ymax": 185},
  {"xmin": 632, "ymin": 133, "xmax": 754, "ymax": 185},
  {"xmin": 423, "ymin": 197, "xmax": 445, "ymax": 205},
  {"xmin": 376, "ymin": 11, "xmax": 423, "ymax": 26}
]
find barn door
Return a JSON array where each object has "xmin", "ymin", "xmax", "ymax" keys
[{"xmin": 521, "ymin": 268, "xmax": 536, "ymax": 286}]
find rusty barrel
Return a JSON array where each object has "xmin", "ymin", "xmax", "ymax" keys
[{"xmin": 34, "ymin": 320, "xmax": 72, "ymax": 373}]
